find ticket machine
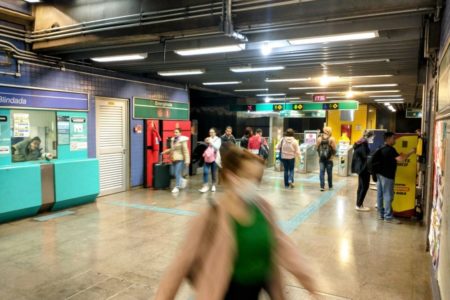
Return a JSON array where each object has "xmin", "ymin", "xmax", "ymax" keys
[
  {"xmin": 338, "ymin": 139, "xmax": 353, "ymax": 177},
  {"xmin": 298, "ymin": 130, "xmax": 319, "ymax": 173}
]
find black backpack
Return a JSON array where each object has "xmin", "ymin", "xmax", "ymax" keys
[
  {"xmin": 318, "ymin": 138, "xmax": 334, "ymax": 161},
  {"xmin": 366, "ymin": 145, "xmax": 386, "ymax": 175}
]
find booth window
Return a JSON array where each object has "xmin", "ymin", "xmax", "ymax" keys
[{"xmin": 10, "ymin": 110, "xmax": 57, "ymax": 162}]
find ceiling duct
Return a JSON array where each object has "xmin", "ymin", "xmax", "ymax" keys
[{"xmin": 222, "ymin": 0, "xmax": 247, "ymax": 42}]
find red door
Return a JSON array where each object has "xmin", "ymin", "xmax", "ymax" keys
[
  {"xmin": 341, "ymin": 124, "xmax": 352, "ymax": 142},
  {"xmin": 145, "ymin": 120, "xmax": 161, "ymax": 187},
  {"xmin": 162, "ymin": 121, "xmax": 191, "ymax": 163}
]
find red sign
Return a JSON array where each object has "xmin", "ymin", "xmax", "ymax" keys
[{"xmin": 313, "ymin": 94, "xmax": 327, "ymax": 102}]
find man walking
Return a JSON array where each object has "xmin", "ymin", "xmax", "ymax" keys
[
  {"xmin": 375, "ymin": 132, "xmax": 415, "ymax": 223},
  {"xmin": 316, "ymin": 127, "xmax": 336, "ymax": 191},
  {"xmin": 351, "ymin": 130, "xmax": 374, "ymax": 211}
]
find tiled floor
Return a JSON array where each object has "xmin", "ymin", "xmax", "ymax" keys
[{"xmin": 0, "ymin": 169, "xmax": 431, "ymax": 299}]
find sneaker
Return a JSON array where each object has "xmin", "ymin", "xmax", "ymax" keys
[
  {"xmin": 180, "ymin": 178, "xmax": 188, "ymax": 189},
  {"xmin": 289, "ymin": 182, "xmax": 295, "ymax": 188},
  {"xmin": 329, "ymin": 186, "xmax": 333, "ymax": 190},
  {"xmin": 385, "ymin": 218, "xmax": 402, "ymax": 224},
  {"xmin": 199, "ymin": 186, "xmax": 209, "ymax": 193},
  {"xmin": 320, "ymin": 188, "xmax": 325, "ymax": 192},
  {"xmin": 378, "ymin": 216, "xmax": 385, "ymax": 220},
  {"xmin": 171, "ymin": 187, "xmax": 179, "ymax": 194},
  {"xmin": 211, "ymin": 185, "xmax": 216, "ymax": 192},
  {"xmin": 356, "ymin": 206, "xmax": 371, "ymax": 212}
]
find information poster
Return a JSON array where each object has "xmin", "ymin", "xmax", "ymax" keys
[
  {"xmin": 392, "ymin": 134, "xmax": 418, "ymax": 216},
  {"xmin": 70, "ymin": 117, "xmax": 87, "ymax": 151},
  {"xmin": 304, "ymin": 131, "xmax": 318, "ymax": 145},
  {"xmin": 57, "ymin": 115, "xmax": 70, "ymax": 145},
  {"xmin": 0, "ymin": 115, "xmax": 9, "ymax": 155},
  {"xmin": 13, "ymin": 113, "xmax": 30, "ymax": 137}
]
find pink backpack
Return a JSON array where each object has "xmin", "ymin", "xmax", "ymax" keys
[{"xmin": 203, "ymin": 146, "xmax": 216, "ymax": 163}]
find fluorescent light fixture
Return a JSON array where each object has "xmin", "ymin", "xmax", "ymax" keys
[
  {"xmin": 384, "ymin": 103, "xmax": 391, "ymax": 106},
  {"xmin": 157, "ymin": 69, "xmax": 205, "ymax": 76},
  {"xmin": 261, "ymin": 43, "xmax": 273, "ymax": 56},
  {"xmin": 321, "ymin": 58, "xmax": 390, "ymax": 66},
  {"xmin": 269, "ymin": 97, "xmax": 301, "ymax": 101},
  {"xmin": 346, "ymin": 74, "xmax": 393, "ymax": 79},
  {"xmin": 363, "ymin": 90, "xmax": 401, "ymax": 93},
  {"xmin": 370, "ymin": 95, "xmax": 402, "ymax": 98},
  {"xmin": 306, "ymin": 92, "xmax": 342, "ymax": 95},
  {"xmin": 288, "ymin": 31, "xmax": 378, "ymax": 45},
  {"xmin": 91, "ymin": 53, "xmax": 147, "ymax": 62},
  {"xmin": 346, "ymin": 90, "xmax": 354, "ymax": 98},
  {"xmin": 353, "ymin": 84, "xmax": 398, "ymax": 88},
  {"xmin": 175, "ymin": 44, "xmax": 245, "ymax": 56},
  {"xmin": 230, "ymin": 66, "xmax": 285, "ymax": 72},
  {"xmin": 203, "ymin": 81, "xmax": 241, "ymax": 85},
  {"xmin": 327, "ymin": 96, "xmax": 348, "ymax": 99},
  {"xmin": 257, "ymin": 93, "xmax": 286, "ymax": 97},
  {"xmin": 374, "ymin": 98, "xmax": 404, "ymax": 102},
  {"xmin": 264, "ymin": 97, "xmax": 270, "ymax": 103},
  {"xmin": 25, "ymin": 0, "xmax": 41, "ymax": 2},
  {"xmin": 266, "ymin": 77, "xmax": 311, "ymax": 82},
  {"xmin": 234, "ymin": 88, "xmax": 268, "ymax": 92},
  {"xmin": 319, "ymin": 75, "xmax": 340, "ymax": 86},
  {"xmin": 289, "ymin": 86, "xmax": 328, "ymax": 90}
]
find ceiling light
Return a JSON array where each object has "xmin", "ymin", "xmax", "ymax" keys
[
  {"xmin": 346, "ymin": 74, "xmax": 393, "ymax": 79},
  {"xmin": 370, "ymin": 95, "xmax": 402, "ymax": 98},
  {"xmin": 230, "ymin": 66, "xmax": 285, "ymax": 72},
  {"xmin": 257, "ymin": 93, "xmax": 286, "ymax": 97},
  {"xmin": 353, "ymin": 84, "xmax": 398, "ymax": 88},
  {"xmin": 321, "ymin": 58, "xmax": 390, "ymax": 66},
  {"xmin": 261, "ymin": 43, "xmax": 272, "ymax": 56},
  {"xmin": 24, "ymin": 0, "xmax": 41, "ymax": 2},
  {"xmin": 235, "ymin": 88, "xmax": 268, "ymax": 92},
  {"xmin": 264, "ymin": 97, "xmax": 270, "ymax": 103},
  {"xmin": 327, "ymin": 96, "xmax": 348, "ymax": 99},
  {"xmin": 203, "ymin": 81, "xmax": 241, "ymax": 85},
  {"xmin": 374, "ymin": 98, "xmax": 404, "ymax": 102},
  {"xmin": 91, "ymin": 53, "xmax": 147, "ymax": 62},
  {"xmin": 384, "ymin": 103, "xmax": 391, "ymax": 106},
  {"xmin": 157, "ymin": 69, "xmax": 205, "ymax": 76},
  {"xmin": 266, "ymin": 77, "xmax": 311, "ymax": 82},
  {"xmin": 270, "ymin": 97, "xmax": 301, "ymax": 101},
  {"xmin": 346, "ymin": 90, "xmax": 354, "ymax": 98},
  {"xmin": 289, "ymin": 86, "xmax": 328, "ymax": 90},
  {"xmin": 363, "ymin": 90, "xmax": 401, "ymax": 93},
  {"xmin": 320, "ymin": 76, "xmax": 332, "ymax": 86},
  {"xmin": 175, "ymin": 44, "xmax": 245, "ymax": 56},
  {"xmin": 306, "ymin": 92, "xmax": 342, "ymax": 95},
  {"xmin": 391, "ymin": 109, "xmax": 397, "ymax": 112},
  {"xmin": 288, "ymin": 31, "xmax": 378, "ymax": 45}
]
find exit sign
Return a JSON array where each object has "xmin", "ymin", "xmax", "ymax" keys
[{"xmin": 313, "ymin": 95, "xmax": 327, "ymax": 102}]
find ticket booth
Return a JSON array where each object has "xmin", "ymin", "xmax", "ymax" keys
[{"xmin": 0, "ymin": 85, "xmax": 99, "ymax": 223}]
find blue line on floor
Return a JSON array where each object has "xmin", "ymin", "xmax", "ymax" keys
[
  {"xmin": 33, "ymin": 210, "xmax": 75, "ymax": 222},
  {"xmin": 281, "ymin": 181, "xmax": 346, "ymax": 234},
  {"xmin": 264, "ymin": 175, "xmax": 321, "ymax": 183},
  {"xmin": 105, "ymin": 201, "xmax": 198, "ymax": 216}
]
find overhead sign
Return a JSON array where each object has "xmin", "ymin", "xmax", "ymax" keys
[
  {"xmin": 0, "ymin": 116, "xmax": 7, "ymax": 122},
  {"xmin": 292, "ymin": 103, "xmax": 304, "ymax": 110},
  {"xmin": 230, "ymin": 104, "xmax": 256, "ymax": 112},
  {"xmin": 133, "ymin": 97, "xmax": 189, "ymax": 120},
  {"xmin": 406, "ymin": 108, "xmax": 422, "ymax": 118},
  {"xmin": 0, "ymin": 85, "xmax": 89, "ymax": 111},
  {"xmin": 313, "ymin": 94, "xmax": 327, "ymax": 102},
  {"xmin": 322, "ymin": 103, "xmax": 339, "ymax": 110},
  {"xmin": 273, "ymin": 104, "xmax": 284, "ymax": 111}
]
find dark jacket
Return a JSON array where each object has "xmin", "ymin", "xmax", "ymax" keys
[
  {"xmin": 240, "ymin": 135, "xmax": 250, "ymax": 149},
  {"xmin": 351, "ymin": 140, "xmax": 370, "ymax": 174}
]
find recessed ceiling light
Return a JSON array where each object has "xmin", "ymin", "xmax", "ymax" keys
[
  {"xmin": 257, "ymin": 93, "xmax": 286, "ymax": 97},
  {"xmin": 370, "ymin": 95, "xmax": 402, "ymax": 98},
  {"xmin": 264, "ymin": 97, "xmax": 271, "ymax": 103},
  {"xmin": 266, "ymin": 77, "xmax": 311, "ymax": 82},
  {"xmin": 289, "ymin": 86, "xmax": 328, "ymax": 90},
  {"xmin": 321, "ymin": 58, "xmax": 390, "ymax": 67},
  {"xmin": 363, "ymin": 90, "xmax": 401, "ymax": 93},
  {"xmin": 353, "ymin": 84, "xmax": 398, "ymax": 88},
  {"xmin": 230, "ymin": 66, "xmax": 285, "ymax": 72},
  {"xmin": 91, "ymin": 53, "xmax": 147, "ymax": 62},
  {"xmin": 175, "ymin": 44, "xmax": 245, "ymax": 56},
  {"xmin": 235, "ymin": 88, "xmax": 269, "ymax": 92},
  {"xmin": 260, "ymin": 42, "xmax": 273, "ymax": 56},
  {"xmin": 203, "ymin": 81, "xmax": 242, "ymax": 85},
  {"xmin": 157, "ymin": 69, "xmax": 205, "ymax": 76},
  {"xmin": 288, "ymin": 31, "xmax": 378, "ymax": 45}
]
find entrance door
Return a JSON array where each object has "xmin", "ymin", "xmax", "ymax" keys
[{"xmin": 95, "ymin": 98, "xmax": 129, "ymax": 196}]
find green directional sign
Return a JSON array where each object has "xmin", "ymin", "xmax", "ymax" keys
[
  {"xmin": 244, "ymin": 101, "xmax": 358, "ymax": 113},
  {"xmin": 273, "ymin": 104, "xmax": 284, "ymax": 111},
  {"xmin": 292, "ymin": 103, "xmax": 304, "ymax": 110},
  {"xmin": 133, "ymin": 97, "xmax": 189, "ymax": 120},
  {"xmin": 406, "ymin": 108, "xmax": 422, "ymax": 118}
]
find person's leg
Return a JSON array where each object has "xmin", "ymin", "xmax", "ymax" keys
[
  {"xmin": 327, "ymin": 160, "xmax": 333, "ymax": 188},
  {"xmin": 224, "ymin": 281, "xmax": 263, "ymax": 300},
  {"xmin": 360, "ymin": 170, "xmax": 371, "ymax": 206},
  {"xmin": 288, "ymin": 159, "xmax": 295, "ymax": 185},
  {"xmin": 211, "ymin": 162, "xmax": 217, "ymax": 185},
  {"xmin": 356, "ymin": 173, "xmax": 364, "ymax": 207},
  {"xmin": 203, "ymin": 163, "xmax": 210, "ymax": 184},
  {"xmin": 319, "ymin": 161, "xmax": 325, "ymax": 189},
  {"xmin": 383, "ymin": 177, "xmax": 395, "ymax": 220},
  {"xmin": 376, "ymin": 175, "xmax": 385, "ymax": 218},
  {"xmin": 282, "ymin": 159, "xmax": 289, "ymax": 187},
  {"xmin": 174, "ymin": 161, "xmax": 183, "ymax": 187}
]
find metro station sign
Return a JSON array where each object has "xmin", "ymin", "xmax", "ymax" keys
[
  {"xmin": 313, "ymin": 94, "xmax": 327, "ymax": 102},
  {"xmin": 133, "ymin": 97, "xmax": 189, "ymax": 120}
]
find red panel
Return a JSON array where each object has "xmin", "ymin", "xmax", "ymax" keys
[
  {"xmin": 162, "ymin": 121, "xmax": 191, "ymax": 163},
  {"xmin": 145, "ymin": 120, "xmax": 161, "ymax": 187}
]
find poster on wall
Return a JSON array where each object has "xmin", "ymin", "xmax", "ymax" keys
[
  {"xmin": 438, "ymin": 44, "xmax": 450, "ymax": 111},
  {"xmin": 57, "ymin": 115, "xmax": 70, "ymax": 145},
  {"xmin": 13, "ymin": 113, "xmax": 30, "ymax": 137},
  {"xmin": 0, "ymin": 115, "xmax": 9, "ymax": 155},
  {"xmin": 429, "ymin": 121, "xmax": 447, "ymax": 271},
  {"xmin": 70, "ymin": 117, "xmax": 87, "ymax": 151}
]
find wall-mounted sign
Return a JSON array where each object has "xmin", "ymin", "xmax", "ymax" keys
[
  {"xmin": 13, "ymin": 113, "xmax": 30, "ymax": 137},
  {"xmin": 70, "ymin": 117, "xmax": 87, "ymax": 151},
  {"xmin": 0, "ymin": 85, "xmax": 89, "ymax": 111},
  {"xmin": 292, "ymin": 104, "xmax": 304, "ymax": 110},
  {"xmin": 406, "ymin": 108, "xmax": 423, "ymax": 118},
  {"xmin": 133, "ymin": 97, "xmax": 189, "ymax": 120},
  {"xmin": 313, "ymin": 95, "xmax": 327, "ymax": 102},
  {"xmin": 273, "ymin": 104, "xmax": 284, "ymax": 111},
  {"xmin": 57, "ymin": 116, "xmax": 70, "ymax": 145},
  {"xmin": 0, "ymin": 116, "xmax": 7, "ymax": 122},
  {"xmin": 322, "ymin": 103, "xmax": 339, "ymax": 110}
]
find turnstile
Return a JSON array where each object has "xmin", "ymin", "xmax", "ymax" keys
[
  {"xmin": 298, "ymin": 144, "xmax": 318, "ymax": 173},
  {"xmin": 338, "ymin": 143, "xmax": 353, "ymax": 176}
]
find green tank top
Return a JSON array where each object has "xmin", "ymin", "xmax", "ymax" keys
[{"xmin": 231, "ymin": 204, "xmax": 275, "ymax": 284}]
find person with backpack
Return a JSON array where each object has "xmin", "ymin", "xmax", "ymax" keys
[
  {"xmin": 276, "ymin": 128, "xmax": 301, "ymax": 188},
  {"xmin": 200, "ymin": 128, "xmax": 221, "ymax": 193},
  {"xmin": 240, "ymin": 127, "xmax": 253, "ymax": 149},
  {"xmin": 369, "ymin": 131, "xmax": 416, "ymax": 223},
  {"xmin": 351, "ymin": 130, "xmax": 374, "ymax": 211},
  {"xmin": 316, "ymin": 127, "xmax": 337, "ymax": 191},
  {"xmin": 162, "ymin": 128, "xmax": 190, "ymax": 194},
  {"xmin": 248, "ymin": 128, "xmax": 269, "ymax": 160},
  {"xmin": 155, "ymin": 146, "xmax": 318, "ymax": 300}
]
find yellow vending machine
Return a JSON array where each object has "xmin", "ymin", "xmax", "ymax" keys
[{"xmin": 393, "ymin": 134, "xmax": 418, "ymax": 217}]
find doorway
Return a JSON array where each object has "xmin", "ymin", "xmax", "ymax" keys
[{"xmin": 95, "ymin": 97, "xmax": 129, "ymax": 196}]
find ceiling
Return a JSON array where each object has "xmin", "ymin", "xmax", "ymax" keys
[{"xmin": 25, "ymin": 0, "xmax": 439, "ymax": 111}]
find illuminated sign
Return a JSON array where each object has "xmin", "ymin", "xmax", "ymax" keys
[
  {"xmin": 313, "ymin": 94, "xmax": 327, "ymax": 102},
  {"xmin": 322, "ymin": 103, "xmax": 339, "ymax": 110},
  {"xmin": 292, "ymin": 104, "xmax": 304, "ymax": 110},
  {"xmin": 273, "ymin": 104, "xmax": 284, "ymax": 111}
]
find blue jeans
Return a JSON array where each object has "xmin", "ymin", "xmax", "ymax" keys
[
  {"xmin": 172, "ymin": 161, "xmax": 184, "ymax": 188},
  {"xmin": 203, "ymin": 162, "xmax": 217, "ymax": 185},
  {"xmin": 376, "ymin": 174, "xmax": 394, "ymax": 220},
  {"xmin": 319, "ymin": 160, "xmax": 333, "ymax": 189},
  {"xmin": 282, "ymin": 158, "xmax": 295, "ymax": 187}
]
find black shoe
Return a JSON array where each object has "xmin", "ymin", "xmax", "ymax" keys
[
  {"xmin": 320, "ymin": 188, "xmax": 325, "ymax": 192},
  {"xmin": 378, "ymin": 216, "xmax": 385, "ymax": 220}
]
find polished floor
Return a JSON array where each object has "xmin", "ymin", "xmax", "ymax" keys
[{"xmin": 0, "ymin": 168, "xmax": 431, "ymax": 300}]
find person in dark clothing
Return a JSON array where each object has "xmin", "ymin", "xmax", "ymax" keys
[
  {"xmin": 351, "ymin": 131, "xmax": 374, "ymax": 212},
  {"xmin": 376, "ymin": 131, "xmax": 416, "ymax": 223},
  {"xmin": 240, "ymin": 127, "xmax": 253, "ymax": 149},
  {"xmin": 221, "ymin": 126, "xmax": 236, "ymax": 145}
]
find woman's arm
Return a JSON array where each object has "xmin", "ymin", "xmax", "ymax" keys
[
  {"xmin": 211, "ymin": 137, "xmax": 221, "ymax": 151},
  {"xmin": 182, "ymin": 141, "xmax": 190, "ymax": 164}
]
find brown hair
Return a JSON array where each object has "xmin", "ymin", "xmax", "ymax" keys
[
  {"xmin": 285, "ymin": 128, "xmax": 295, "ymax": 137},
  {"xmin": 220, "ymin": 145, "xmax": 265, "ymax": 183}
]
